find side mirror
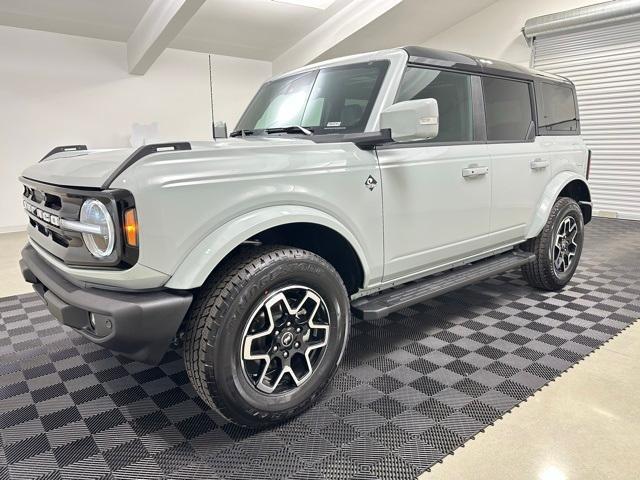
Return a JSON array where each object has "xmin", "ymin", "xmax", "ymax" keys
[{"xmin": 380, "ymin": 98, "xmax": 439, "ymax": 143}]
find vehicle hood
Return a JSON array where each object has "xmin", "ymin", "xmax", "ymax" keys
[
  {"xmin": 20, "ymin": 137, "xmax": 318, "ymax": 189},
  {"xmin": 22, "ymin": 148, "xmax": 136, "ymax": 188}
]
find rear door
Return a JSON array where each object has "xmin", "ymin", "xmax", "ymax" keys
[
  {"xmin": 377, "ymin": 67, "xmax": 492, "ymax": 282},
  {"xmin": 483, "ymin": 76, "xmax": 552, "ymax": 244}
]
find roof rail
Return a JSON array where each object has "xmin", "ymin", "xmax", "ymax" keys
[
  {"xmin": 102, "ymin": 142, "xmax": 192, "ymax": 188},
  {"xmin": 40, "ymin": 145, "xmax": 87, "ymax": 162}
]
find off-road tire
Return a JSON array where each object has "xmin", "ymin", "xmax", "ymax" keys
[
  {"xmin": 522, "ymin": 197, "xmax": 584, "ymax": 291},
  {"xmin": 183, "ymin": 245, "xmax": 350, "ymax": 428}
]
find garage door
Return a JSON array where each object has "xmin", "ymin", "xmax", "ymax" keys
[{"xmin": 531, "ymin": 20, "xmax": 640, "ymax": 221}]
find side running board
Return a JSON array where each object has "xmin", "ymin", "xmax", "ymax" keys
[{"xmin": 351, "ymin": 251, "xmax": 535, "ymax": 320}]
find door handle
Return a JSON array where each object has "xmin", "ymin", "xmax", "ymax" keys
[
  {"xmin": 462, "ymin": 166, "xmax": 489, "ymax": 178},
  {"xmin": 530, "ymin": 158, "xmax": 550, "ymax": 169}
]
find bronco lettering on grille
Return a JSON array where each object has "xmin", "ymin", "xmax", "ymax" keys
[{"xmin": 23, "ymin": 201, "xmax": 60, "ymax": 227}]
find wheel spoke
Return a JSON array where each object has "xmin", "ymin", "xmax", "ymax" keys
[
  {"xmin": 243, "ymin": 305, "xmax": 274, "ymax": 361},
  {"xmin": 555, "ymin": 234, "xmax": 563, "ymax": 249},
  {"xmin": 569, "ymin": 230, "xmax": 578, "ymax": 245},
  {"xmin": 259, "ymin": 365, "xmax": 290, "ymax": 394},
  {"xmin": 554, "ymin": 253, "xmax": 564, "ymax": 271},
  {"xmin": 242, "ymin": 303, "xmax": 277, "ymax": 392},
  {"xmin": 254, "ymin": 357, "xmax": 275, "ymax": 392},
  {"xmin": 276, "ymin": 292, "xmax": 299, "ymax": 317},
  {"xmin": 294, "ymin": 291, "xmax": 321, "ymax": 322}
]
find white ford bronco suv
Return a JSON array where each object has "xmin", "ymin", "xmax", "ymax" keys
[{"xmin": 19, "ymin": 47, "xmax": 591, "ymax": 427}]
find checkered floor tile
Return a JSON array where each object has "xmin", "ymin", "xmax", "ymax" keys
[{"xmin": 1, "ymin": 218, "xmax": 639, "ymax": 480}]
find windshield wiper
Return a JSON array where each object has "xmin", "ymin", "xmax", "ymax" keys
[
  {"xmin": 265, "ymin": 126, "xmax": 314, "ymax": 136},
  {"xmin": 229, "ymin": 129, "xmax": 255, "ymax": 138}
]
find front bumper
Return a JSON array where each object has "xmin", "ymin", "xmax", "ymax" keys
[{"xmin": 20, "ymin": 244, "xmax": 193, "ymax": 364}]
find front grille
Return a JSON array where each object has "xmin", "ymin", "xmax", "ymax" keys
[
  {"xmin": 24, "ymin": 185, "xmax": 62, "ymax": 209},
  {"xmin": 23, "ymin": 184, "xmax": 83, "ymax": 253},
  {"xmin": 29, "ymin": 217, "xmax": 68, "ymax": 248},
  {"xmin": 20, "ymin": 178, "xmax": 138, "ymax": 269}
]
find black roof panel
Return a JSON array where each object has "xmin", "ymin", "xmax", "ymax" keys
[{"xmin": 402, "ymin": 46, "xmax": 571, "ymax": 85}]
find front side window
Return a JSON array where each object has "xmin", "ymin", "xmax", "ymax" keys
[
  {"xmin": 396, "ymin": 67, "xmax": 473, "ymax": 143},
  {"xmin": 483, "ymin": 77, "xmax": 534, "ymax": 142},
  {"xmin": 235, "ymin": 61, "xmax": 389, "ymax": 135},
  {"xmin": 538, "ymin": 82, "xmax": 578, "ymax": 134}
]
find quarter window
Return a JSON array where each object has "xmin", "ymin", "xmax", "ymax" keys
[
  {"xmin": 396, "ymin": 68, "xmax": 473, "ymax": 143},
  {"xmin": 482, "ymin": 77, "xmax": 534, "ymax": 142},
  {"xmin": 538, "ymin": 83, "xmax": 578, "ymax": 134}
]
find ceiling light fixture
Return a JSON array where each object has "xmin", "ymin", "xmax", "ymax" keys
[{"xmin": 270, "ymin": 0, "xmax": 338, "ymax": 10}]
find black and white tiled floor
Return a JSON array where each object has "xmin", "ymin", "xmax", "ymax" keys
[{"xmin": 1, "ymin": 218, "xmax": 639, "ymax": 480}]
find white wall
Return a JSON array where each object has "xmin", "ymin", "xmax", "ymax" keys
[
  {"xmin": 210, "ymin": 54, "xmax": 272, "ymax": 129},
  {"xmin": 0, "ymin": 26, "xmax": 272, "ymax": 232},
  {"xmin": 422, "ymin": 0, "xmax": 600, "ymax": 67}
]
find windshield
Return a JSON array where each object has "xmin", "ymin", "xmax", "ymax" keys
[{"xmin": 235, "ymin": 61, "xmax": 389, "ymax": 135}]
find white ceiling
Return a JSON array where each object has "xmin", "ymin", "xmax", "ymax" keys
[
  {"xmin": 172, "ymin": 0, "xmax": 355, "ymax": 60},
  {"xmin": 0, "ymin": 0, "xmax": 501, "ymax": 64},
  {"xmin": 0, "ymin": 0, "xmax": 355, "ymax": 61},
  {"xmin": 0, "ymin": 0, "xmax": 153, "ymax": 42},
  {"xmin": 315, "ymin": 0, "xmax": 498, "ymax": 62}
]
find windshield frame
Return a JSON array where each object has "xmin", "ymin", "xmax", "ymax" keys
[{"xmin": 234, "ymin": 60, "xmax": 390, "ymax": 137}]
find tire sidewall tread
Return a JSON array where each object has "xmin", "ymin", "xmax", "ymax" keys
[{"xmin": 522, "ymin": 197, "xmax": 584, "ymax": 291}]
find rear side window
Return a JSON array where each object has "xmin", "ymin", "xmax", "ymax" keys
[
  {"xmin": 538, "ymin": 82, "xmax": 578, "ymax": 134},
  {"xmin": 396, "ymin": 67, "xmax": 473, "ymax": 143},
  {"xmin": 482, "ymin": 77, "xmax": 534, "ymax": 142}
]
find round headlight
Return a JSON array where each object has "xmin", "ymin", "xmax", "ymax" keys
[{"xmin": 80, "ymin": 199, "xmax": 115, "ymax": 258}]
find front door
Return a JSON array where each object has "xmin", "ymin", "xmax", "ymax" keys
[{"xmin": 377, "ymin": 67, "xmax": 492, "ymax": 282}]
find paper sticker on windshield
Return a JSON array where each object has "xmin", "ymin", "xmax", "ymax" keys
[{"xmin": 327, "ymin": 121, "xmax": 342, "ymax": 127}]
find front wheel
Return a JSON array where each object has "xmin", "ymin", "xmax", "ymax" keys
[
  {"xmin": 183, "ymin": 246, "xmax": 350, "ymax": 427},
  {"xmin": 522, "ymin": 197, "xmax": 584, "ymax": 291}
]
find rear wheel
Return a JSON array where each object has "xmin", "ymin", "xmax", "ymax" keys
[
  {"xmin": 183, "ymin": 246, "xmax": 350, "ymax": 427},
  {"xmin": 522, "ymin": 197, "xmax": 584, "ymax": 291}
]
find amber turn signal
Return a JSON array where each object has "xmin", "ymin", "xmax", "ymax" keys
[{"xmin": 123, "ymin": 208, "xmax": 138, "ymax": 247}]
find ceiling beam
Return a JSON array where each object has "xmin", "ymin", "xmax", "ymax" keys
[
  {"xmin": 127, "ymin": 0, "xmax": 206, "ymax": 75},
  {"xmin": 272, "ymin": 0, "xmax": 404, "ymax": 74}
]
